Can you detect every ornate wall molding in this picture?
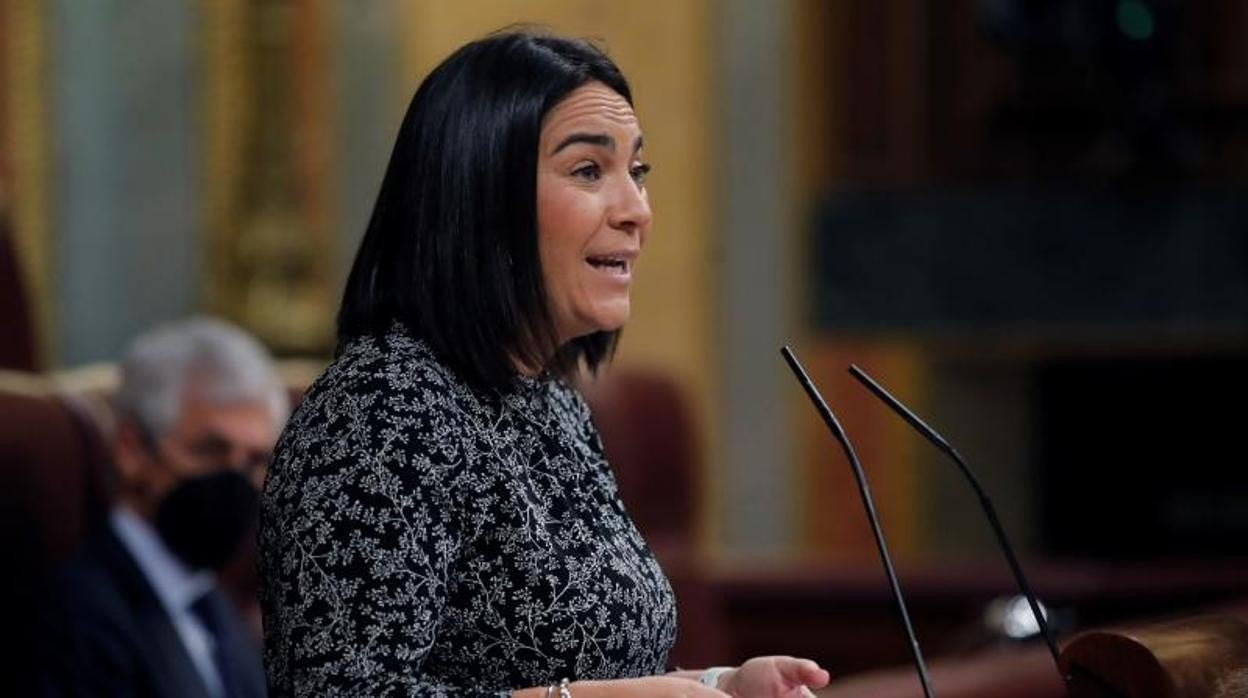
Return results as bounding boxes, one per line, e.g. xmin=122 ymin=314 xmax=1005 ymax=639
xmin=3 ymin=0 xmax=54 ymax=365
xmin=201 ymin=0 xmax=335 ymax=355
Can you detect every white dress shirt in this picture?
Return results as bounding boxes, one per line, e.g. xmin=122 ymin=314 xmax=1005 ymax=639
xmin=110 ymin=507 xmax=226 ymax=698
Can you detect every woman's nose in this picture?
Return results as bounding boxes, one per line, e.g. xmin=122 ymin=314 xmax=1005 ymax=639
xmin=608 ymin=175 xmax=652 ymax=234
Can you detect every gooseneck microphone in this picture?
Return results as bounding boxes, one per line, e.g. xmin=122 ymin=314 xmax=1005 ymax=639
xmin=781 ymin=346 xmax=936 ymax=698
xmin=847 ymin=364 xmax=1067 ymax=682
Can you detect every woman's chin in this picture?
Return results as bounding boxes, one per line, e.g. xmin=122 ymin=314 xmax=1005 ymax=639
xmin=564 ymin=311 xmax=629 ymax=341
xmin=591 ymin=307 xmax=630 ymax=334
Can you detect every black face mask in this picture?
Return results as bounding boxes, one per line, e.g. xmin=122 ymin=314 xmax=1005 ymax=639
xmin=154 ymin=469 xmax=259 ymax=572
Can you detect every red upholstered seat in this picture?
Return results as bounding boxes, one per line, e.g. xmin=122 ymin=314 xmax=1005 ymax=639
xmin=0 ymin=384 xmax=111 ymax=575
xmin=0 ymin=378 xmax=113 ymax=694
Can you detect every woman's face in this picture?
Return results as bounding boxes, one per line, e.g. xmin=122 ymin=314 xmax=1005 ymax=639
xmin=537 ymin=81 xmax=652 ymax=345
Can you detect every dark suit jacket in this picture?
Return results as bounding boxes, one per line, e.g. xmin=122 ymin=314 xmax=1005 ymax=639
xmin=36 ymin=525 xmax=266 ymax=698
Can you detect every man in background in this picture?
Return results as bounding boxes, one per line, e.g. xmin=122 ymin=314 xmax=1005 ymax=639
xmin=38 ymin=317 xmax=288 ymax=698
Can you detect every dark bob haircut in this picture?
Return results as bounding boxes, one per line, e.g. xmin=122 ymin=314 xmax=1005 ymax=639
xmin=337 ymin=30 xmax=634 ymax=389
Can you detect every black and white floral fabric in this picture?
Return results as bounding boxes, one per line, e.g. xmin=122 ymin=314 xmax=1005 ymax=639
xmin=259 ymin=324 xmax=676 ymax=697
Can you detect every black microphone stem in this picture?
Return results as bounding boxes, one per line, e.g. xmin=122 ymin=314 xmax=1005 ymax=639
xmin=781 ymin=347 xmax=936 ymax=698
xmin=848 ymin=364 xmax=1066 ymax=679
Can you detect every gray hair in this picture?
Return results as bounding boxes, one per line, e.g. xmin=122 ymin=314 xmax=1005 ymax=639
xmin=114 ymin=316 xmax=289 ymax=440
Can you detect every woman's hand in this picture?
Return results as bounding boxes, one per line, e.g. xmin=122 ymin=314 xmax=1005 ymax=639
xmin=718 ymin=656 xmax=830 ymax=697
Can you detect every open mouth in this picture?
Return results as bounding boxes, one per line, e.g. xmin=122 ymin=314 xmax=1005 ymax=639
xmin=586 ymin=255 xmax=631 ymax=276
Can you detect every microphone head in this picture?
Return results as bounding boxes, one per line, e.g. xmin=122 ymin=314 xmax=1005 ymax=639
xmin=848 ymin=364 xmax=955 ymax=455
xmin=781 ymin=346 xmax=852 ymax=445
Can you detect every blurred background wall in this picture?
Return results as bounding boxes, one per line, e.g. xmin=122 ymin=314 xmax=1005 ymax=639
xmin=3 ymin=0 xmax=1247 ymax=563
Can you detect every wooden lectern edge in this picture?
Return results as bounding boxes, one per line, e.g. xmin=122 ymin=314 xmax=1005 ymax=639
xmin=1060 ymin=629 xmax=1171 ymax=698
xmin=1059 ymin=614 xmax=1248 ymax=698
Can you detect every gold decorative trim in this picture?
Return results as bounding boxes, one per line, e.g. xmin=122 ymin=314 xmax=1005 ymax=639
xmin=200 ymin=0 xmax=248 ymax=319
xmin=200 ymin=0 xmax=335 ymax=355
xmin=4 ymin=0 xmax=55 ymax=366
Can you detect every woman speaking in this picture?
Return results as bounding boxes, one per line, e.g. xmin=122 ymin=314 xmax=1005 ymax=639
xmin=259 ymin=30 xmax=829 ymax=697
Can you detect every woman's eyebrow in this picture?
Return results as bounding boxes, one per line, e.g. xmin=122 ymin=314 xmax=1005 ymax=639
xmin=549 ymin=132 xmax=645 ymax=157
xmin=551 ymin=132 xmax=613 ymax=155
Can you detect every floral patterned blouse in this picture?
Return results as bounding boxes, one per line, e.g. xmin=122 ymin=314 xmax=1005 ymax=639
xmin=258 ymin=325 xmax=676 ymax=696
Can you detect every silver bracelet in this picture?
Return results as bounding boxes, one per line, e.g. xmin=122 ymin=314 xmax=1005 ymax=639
xmin=545 ymin=685 xmax=555 ymax=698
xmin=698 ymin=666 xmax=734 ymax=689
xmin=558 ymin=678 xmax=572 ymax=698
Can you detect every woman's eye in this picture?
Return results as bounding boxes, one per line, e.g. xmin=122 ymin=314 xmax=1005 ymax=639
xmin=630 ymin=163 xmax=652 ymax=185
xmin=571 ymin=163 xmax=601 ymax=181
